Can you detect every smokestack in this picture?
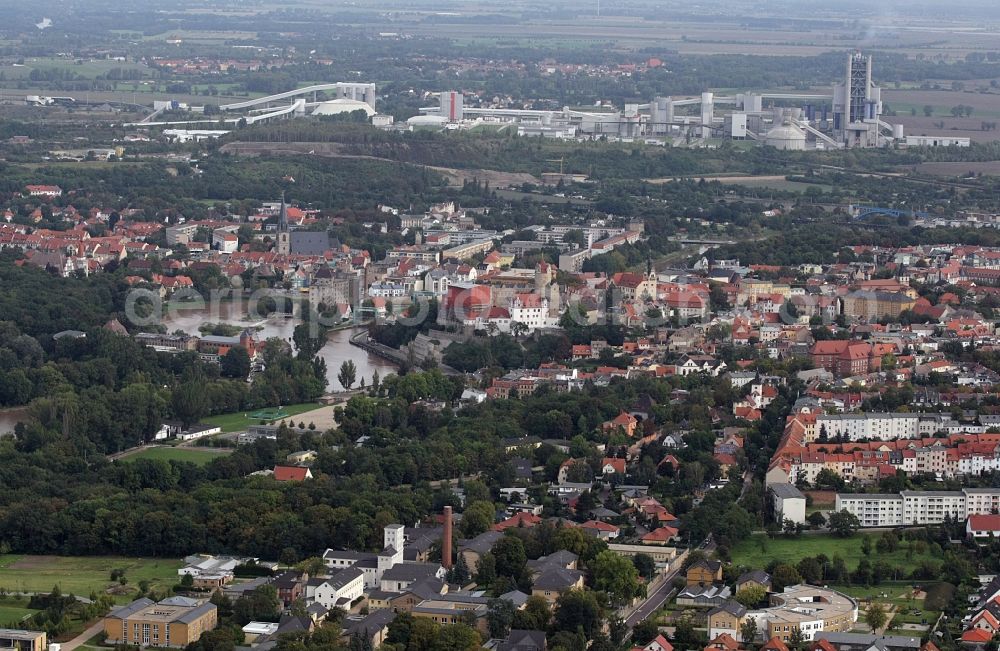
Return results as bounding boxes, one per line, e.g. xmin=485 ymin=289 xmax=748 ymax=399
xmin=442 ymin=506 xmax=453 ymax=570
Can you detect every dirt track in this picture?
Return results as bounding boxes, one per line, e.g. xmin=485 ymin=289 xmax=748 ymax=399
xmin=219 ymin=141 xmax=539 ymax=187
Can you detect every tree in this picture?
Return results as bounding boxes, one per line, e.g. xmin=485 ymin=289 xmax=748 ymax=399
xmin=338 ymin=360 xmax=357 ymax=390
xmin=474 ymin=553 xmax=497 ymax=587
xmin=864 ymin=602 xmax=887 ymax=633
xmin=591 ymin=550 xmax=640 ymax=606
xmin=673 ymin=613 xmax=699 ymax=648
xmin=814 ymin=468 xmax=846 ymax=491
xmin=806 ymin=512 xmax=826 ymax=528
xmin=796 ymin=557 xmax=823 ymax=585
xmin=740 ymin=618 xmax=758 ymax=645
xmin=923 ymin=105 xmax=933 ymax=117
xmin=632 ymin=553 xmax=656 ymax=580
xmin=492 ymin=536 xmax=527 ymax=579
xmin=447 ymin=554 xmax=470 ymax=585
xmin=434 ymin=624 xmax=480 ymax=651
xmin=221 ymin=346 xmax=252 ymax=378
xmin=486 ymin=598 xmax=515 ymax=639
xmin=771 ymin=564 xmax=802 ymax=592
xmin=632 ymin=620 xmax=659 ymax=645
xmin=553 ymin=589 xmax=602 ymax=637
xmin=172 ymin=380 xmax=208 ymax=428
xmin=461 ymin=501 xmax=495 ymax=538
xmin=788 ymin=627 xmax=805 ymax=651
xmin=734 ymin=585 xmax=766 ymax=608
xmin=828 ymin=509 xmax=861 ymax=538
xmin=513 ymin=596 xmax=551 ymax=631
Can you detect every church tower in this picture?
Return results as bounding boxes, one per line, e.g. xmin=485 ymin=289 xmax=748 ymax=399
xmin=276 ymin=192 xmax=290 ymax=256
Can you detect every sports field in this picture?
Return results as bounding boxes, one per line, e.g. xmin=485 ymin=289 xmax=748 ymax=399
xmin=123 ymin=446 xmax=232 ymax=466
xmin=203 ymin=402 xmax=322 ymax=432
xmin=0 ymin=555 xmax=182 ymax=602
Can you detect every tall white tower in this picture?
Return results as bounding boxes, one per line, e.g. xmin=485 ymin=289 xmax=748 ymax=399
xmin=832 ymin=52 xmax=882 ymax=148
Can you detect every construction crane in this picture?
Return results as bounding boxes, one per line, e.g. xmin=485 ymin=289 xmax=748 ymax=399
xmin=546 ymin=157 xmax=566 ymax=175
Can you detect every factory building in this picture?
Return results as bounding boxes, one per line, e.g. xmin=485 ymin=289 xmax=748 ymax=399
xmin=413 ymin=52 xmax=929 ymax=150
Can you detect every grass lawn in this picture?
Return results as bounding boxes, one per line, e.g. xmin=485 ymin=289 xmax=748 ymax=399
xmin=0 ymin=555 xmax=182 ymax=603
xmin=123 ymin=446 xmax=231 ymax=466
xmin=731 ymin=534 xmax=938 ymax=573
xmin=830 ymin=582 xmax=940 ymax=630
xmin=203 ymin=402 xmax=322 ymax=433
xmin=0 ymin=596 xmax=38 ymax=626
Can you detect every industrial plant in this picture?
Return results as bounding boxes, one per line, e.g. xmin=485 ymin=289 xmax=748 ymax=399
xmin=116 ymin=52 xmax=969 ymax=149
xmin=414 ymin=52 xmax=957 ymax=149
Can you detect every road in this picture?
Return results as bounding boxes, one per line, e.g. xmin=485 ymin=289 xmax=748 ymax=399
xmin=624 ymin=537 xmax=713 ymax=631
xmin=57 ymin=619 xmax=104 ymax=651
xmin=625 ymin=564 xmax=682 ymax=630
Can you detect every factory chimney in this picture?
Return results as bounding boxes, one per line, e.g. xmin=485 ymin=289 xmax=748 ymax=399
xmin=442 ymin=506 xmax=453 ymax=570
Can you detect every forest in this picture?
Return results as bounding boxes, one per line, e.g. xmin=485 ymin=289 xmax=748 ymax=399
xmin=0 ymin=258 xmax=326 ymax=454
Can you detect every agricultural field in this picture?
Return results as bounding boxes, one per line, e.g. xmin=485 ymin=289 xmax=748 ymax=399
xmin=122 ymin=446 xmax=232 ymax=466
xmin=731 ymin=533 xmax=940 ymax=573
xmin=884 ymin=88 xmax=1000 ymax=119
xmin=202 ymin=402 xmax=323 ymax=433
xmin=0 ymin=57 xmax=148 ymax=80
xmin=907 ymin=161 xmax=1000 ymax=177
xmin=0 ymin=555 xmax=182 ymax=602
xmin=646 ymin=175 xmax=830 ymax=194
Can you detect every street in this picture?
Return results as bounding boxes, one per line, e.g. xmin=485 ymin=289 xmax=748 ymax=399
xmin=625 ymin=564 xmax=682 ymax=630
xmin=625 ymin=536 xmax=714 ymax=631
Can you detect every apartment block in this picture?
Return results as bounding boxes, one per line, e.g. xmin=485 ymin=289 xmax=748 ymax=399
xmin=834 ymin=488 xmax=1000 ymax=527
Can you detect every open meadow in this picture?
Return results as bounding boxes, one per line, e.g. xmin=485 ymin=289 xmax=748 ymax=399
xmin=731 ymin=533 xmax=940 ymax=573
xmin=0 ymin=555 xmax=182 ymax=603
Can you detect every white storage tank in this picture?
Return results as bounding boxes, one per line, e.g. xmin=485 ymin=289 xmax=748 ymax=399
xmin=765 ymin=121 xmax=806 ymax=150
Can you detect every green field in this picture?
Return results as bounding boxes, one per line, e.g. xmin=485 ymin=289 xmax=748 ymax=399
xmin=731 ymin=534 xmax=939 ymax=572
xmin=203 ymin=402 xmax=322 ymax=433
xmin=0 ymin=596 xmax=38 ymax=626
xmin=123 ymin=446 xmax=232 ymax=466
xmin=0 ymin=555 xmax=182 ymax=602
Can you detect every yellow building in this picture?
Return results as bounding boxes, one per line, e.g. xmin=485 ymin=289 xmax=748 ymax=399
xmin=104 ymin=597 xmax=218 ymax=648
xmin=0 ymin=629 xmax=46 ymax=651
xmin=841 ymin=290 xmax=916 ymax=320
xmin=411 ymin=600 xmax=489 ymax=637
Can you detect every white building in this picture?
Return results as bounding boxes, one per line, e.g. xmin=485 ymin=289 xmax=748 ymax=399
xmin=835 ymin=488 xmax=1000 ymax=527
xmin=769 ymin=483 xmax=807 ymax=525
xmin=816 ymin=413 xmax=955 ymax=442
xmin=508 ymin=293 xmax=549 ymax=332
xmin=309 ymin=568 xmax=365 ymax=609
xmin=905 ymin=135 xmax=970 ymax=148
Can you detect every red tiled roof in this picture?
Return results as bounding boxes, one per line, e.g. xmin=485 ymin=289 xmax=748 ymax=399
xmin=273 ymin=465 xmax=311 ymax=481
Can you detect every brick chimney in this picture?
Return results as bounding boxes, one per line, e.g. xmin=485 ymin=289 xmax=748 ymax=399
xmin=442 ymin=506 xmax=453 ymax=570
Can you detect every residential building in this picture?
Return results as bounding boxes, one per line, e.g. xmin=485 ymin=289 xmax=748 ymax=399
xmin=834 ymin=488 xmax=1000 ymax=527
xmin=686 ymin=559 xmax=724 ymax=587
xmin=769 ymin=483 xmax=807 ymax=525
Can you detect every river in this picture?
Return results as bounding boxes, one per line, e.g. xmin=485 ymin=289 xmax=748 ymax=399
xmin=159 ymin=301 xmax=397 ymax=391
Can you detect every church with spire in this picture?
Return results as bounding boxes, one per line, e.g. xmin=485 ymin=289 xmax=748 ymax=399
xmin=275 ymin=192 xmax=290 ymax=256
